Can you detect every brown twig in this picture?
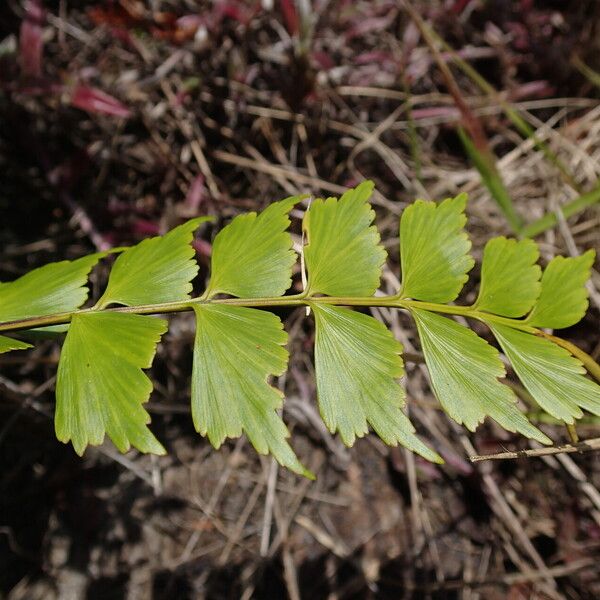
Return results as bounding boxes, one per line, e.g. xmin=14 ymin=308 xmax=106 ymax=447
xmin=470 ymin=438 xmax=600 ymax=462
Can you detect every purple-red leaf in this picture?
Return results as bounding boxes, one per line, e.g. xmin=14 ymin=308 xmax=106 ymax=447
xmin=19 ymin=0 xmax=45 ymax=78
xmin=70 ymin=86 xmax=131 ymax=118
xmin=217 ymin=1 xmax=255 ymax=25
xmin=280 ymin=0 xmax=299 ymax=35
xmin=311 ymin=51 xmax=335 ymax=71
xmin=344 ymin=7 xmax=398 ymax=41
xmin=184 ymin=175 xmax=207 ymax=214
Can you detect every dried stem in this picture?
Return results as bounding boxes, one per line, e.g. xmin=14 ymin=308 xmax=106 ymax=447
xmin=470 ymin=438 xmax=600 ymax=462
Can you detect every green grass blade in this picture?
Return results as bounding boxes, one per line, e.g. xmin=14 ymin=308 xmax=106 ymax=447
xmin=572 ymin=55 xmax=600 ymax=89
xmin=430 ymin=27 xmax=579 ymax=192
xmin=458 ymin=127 xmax=523 ymax=233
xmin=521 ymin=185 xmax=600 ymax=238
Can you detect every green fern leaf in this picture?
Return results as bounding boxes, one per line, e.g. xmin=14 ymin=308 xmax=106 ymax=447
xmin=97 ymin=218 xmax=210 ymax=308
xmin=474 ymin=237 xmax=541 ymax=317
xmin=412 ymin=309 xmax=550 ymax=444
xmin=192 ymin=304 xmax=312 ymax=477
xmin=490 ymin=325 xmax=600 ymax=422
xmin=303 ymin=181 xmax=386 ymax=296
xmin=56 ymin=312 xmax=167 ymax=455
xmin=400 ymin=195 xmax=474 ymax=302
xmin=206 ymin=196 xmax=301 ymax=298
xmin=0 ymin=335 xmax=31 ymax=354
xmin=0 ymin=254 xmax=105 ymax=321
xmin=312 ymin=304 xmax=442 ymax=462
xmin=527 ymin=250 xmax=595 ymax=329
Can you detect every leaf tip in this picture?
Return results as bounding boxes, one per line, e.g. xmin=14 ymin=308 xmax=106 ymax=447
xmin=147 ymin=438 xmax=167 ymax=456
xmin=452 ymin=191 xmax=469 ymax=210
xmin=582 ymin=248 xmax=596 ymax=266
xmin=355 ymin=179 xmax=375 ymax=194
xmin=428 ymin=451 xmax=445 ymax=465
xmin=302 ymin=467 xmax=317 ymax=480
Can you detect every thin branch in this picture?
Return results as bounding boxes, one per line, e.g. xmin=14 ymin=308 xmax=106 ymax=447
xmin=470 ymin=438 xmax=600 ymax=462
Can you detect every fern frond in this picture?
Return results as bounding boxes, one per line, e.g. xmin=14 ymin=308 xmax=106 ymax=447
xmin=473 ymin=237 xmax=541 ymax=317
xmin=97 ymin=218 xmax=210 ymax=308
xmin=490 ymin=325 xmax=600 ymax=423
xmin=412 ymin=308 xmax=550 ymax=444
xmin=527 ymin=251 xmax=595 ymax=329
xmin=1 ymin=181 xmax=598 ymax=476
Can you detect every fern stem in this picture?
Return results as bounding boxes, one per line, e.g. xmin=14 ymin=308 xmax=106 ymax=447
xmin=566 ymin=423 xmax=579 ymax=444
xmin=0 ymin=294 xmax=536 ymax=334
